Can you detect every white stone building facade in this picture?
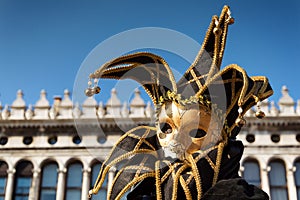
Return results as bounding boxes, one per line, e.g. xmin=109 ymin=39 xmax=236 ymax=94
xmin=0 ymin=86 xmax=299 ymax=200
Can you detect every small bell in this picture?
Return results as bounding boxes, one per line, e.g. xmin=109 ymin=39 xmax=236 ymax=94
xmin=85 ymin=88 xmax=94 ymax=97
xmin=226 ymin=9 xmax=234 ymax=25
xmin=255 ymin=110 xmax=265 ymax=119
xmin=93 ymin=86 xmax=101 ymax=94
xmin=227 ymin=17 xmax=235 ymax=25
xmin=235 ymin=116 xmax=246 ymax=127
xmin=255 ymin=101 xmax=265 ymax=119
xmin=235 ymin=106 xmax=246 ymax=127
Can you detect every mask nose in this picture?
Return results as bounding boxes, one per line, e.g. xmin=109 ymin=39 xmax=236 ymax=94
xmin=171 ymin=130 xmax=186 ymax=151
xmin=161 ymin=130 xmax=183 ymax=157
xmin=173 ymin=129 xmax=186 ymax=145
xmin=171 ymin=131 xmax=182 ymax=146
xmin=173 ymin=130 xmax=180 ymax=141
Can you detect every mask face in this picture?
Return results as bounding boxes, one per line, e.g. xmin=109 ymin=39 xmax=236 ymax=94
xmin=157 ymin=101 xmax=221 ymax=160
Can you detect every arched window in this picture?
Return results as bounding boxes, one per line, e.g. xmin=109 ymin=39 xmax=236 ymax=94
xmin=90 ymin=162 xmax=107 ymax=200
xmin=40 ymin=162 xmax=58 ymax=200
xmin=242 ymin=159 xmax=261 ymax=188
xmin=14 ymin=160 xmax=33 ymax=199
xmin=65 ymin=162 xmax=82 ymax=200
xmin=294 ymin=159 xmax=300 ymax=200
xmin=0 ymin=161 xmax=8 ymax=200
xmin=268 ymin=160 xmax=288 ymax=200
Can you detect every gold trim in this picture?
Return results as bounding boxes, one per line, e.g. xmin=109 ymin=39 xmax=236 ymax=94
xmin=213 ymin=142 xmax=224 ymax=185
xmin=188 ymin=154 xmax=202 ymax=200
xmin=114 ymin=172 xmax=156 ymax=200
xmin=190 ymin=69 xmax=203 ymax=89
xmin=155 ymin=161 xmax=162 ymax=200
xmin=180 ymin=176 xmax=193 ymax=200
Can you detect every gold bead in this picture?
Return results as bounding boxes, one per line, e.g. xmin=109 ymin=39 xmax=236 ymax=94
xmin=213 ymin=27 xmax=222 ymax=36
xmin=85 ymin=88 xmax=94 ymax=97
xmin=235 ymin=117 xmax=246 ymax=127
xmin=93 ymin=86 xmax=101 ymax=94
xmin=227 ymin=17 xmax=235 ymax=25
xmin=255 ymin=110 xmax=265 ymax=119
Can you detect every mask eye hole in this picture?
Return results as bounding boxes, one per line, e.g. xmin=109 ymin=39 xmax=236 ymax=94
xmin=159 ymin=123 xmax=173 ymax=134
xmin=189 ymin=129 xmax=207 ymax=138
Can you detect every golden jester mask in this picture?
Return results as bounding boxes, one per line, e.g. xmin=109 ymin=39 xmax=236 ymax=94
xmin=156 ymin=96 xmax=223 ymax=161
xmin=86 ymin=5 xmax=273 ymax=200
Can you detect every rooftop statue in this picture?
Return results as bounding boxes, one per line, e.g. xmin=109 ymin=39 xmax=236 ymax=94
xmin=87 ymin=5 xmax=273 ymax=200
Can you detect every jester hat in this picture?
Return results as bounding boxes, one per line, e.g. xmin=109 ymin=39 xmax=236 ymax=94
xmin=86 ymin=5 xmax=273 ymax=135
xmin=87 ymin=5 xmax=273 ymax=199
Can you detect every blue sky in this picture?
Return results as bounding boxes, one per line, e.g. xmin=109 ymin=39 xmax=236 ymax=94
xmin=0 ymin=0 xmax=299 ymax=107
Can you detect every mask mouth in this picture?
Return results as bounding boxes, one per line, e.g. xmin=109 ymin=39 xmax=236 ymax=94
xmin=162 ymin=140 xmax=186 ymax=160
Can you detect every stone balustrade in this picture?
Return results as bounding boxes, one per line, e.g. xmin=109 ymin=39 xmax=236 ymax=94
xmin=0 ymin=85 xmax=299 ymax=120
xmin=0 ymin=87 xmax=154 ymax=120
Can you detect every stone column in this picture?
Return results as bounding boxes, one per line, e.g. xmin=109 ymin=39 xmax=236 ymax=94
xmin=56 ymin=168 xmax=67 ymax=200
xmin=260 ymin=164 xmax=270 ymax=196
xmin=81 ymin=168 xmax=91 ymax=200
xmin=287 ymin=166 xmax=297 ymax=200
xmin=4 ymin=169 xmax=15 ymax=200
xmin=29 ymin=169 xmax=41 ymax=200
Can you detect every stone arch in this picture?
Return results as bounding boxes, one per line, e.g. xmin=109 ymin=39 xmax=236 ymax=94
xmin=0 ymin=160 xmax=8 ymax=198
xmin=39 ymin=157 xmax=59 ymax=169
xmin=0 ymin=159 xmax=10 ymax=173
xmin=267 ymin=156 xmax=287 ymax=167
xmin=64 ymin=159 xmax=84 ymax=199
xmin=14 ymin=157 xmax=37 ymax=171
xmin=268 ymin=158 xmax=289 ymax=200
xmin=293 ymin=157 xmax=300 ymax=193
xmin=14 ymin=159 xmax=34 ymax=169
xmin=241 ymin=157 xmax=261 ymax=187
xmin=0 ymin=160 xmax=8 ymax=172
xmin=241 ymin=156 xmax=260 ymax=165
xmin=293 ymin=156 xmax=300 ymax=164
xmin=88 ymin=157 xmax=105 ymax=168
xmin=39 ymin=160 xmax=59 ymax=199
xmin=13 ymin=159 xmax=34 ymax=199
xmin=65 ymin=157 xmax=85 ymax=169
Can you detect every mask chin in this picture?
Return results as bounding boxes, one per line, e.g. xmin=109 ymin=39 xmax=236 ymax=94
xmin=161 ymin=140 xmax=186 ymax=160
xmin=162 ymin=147 xmax=178 ymax=159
